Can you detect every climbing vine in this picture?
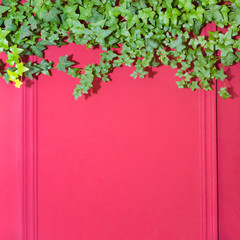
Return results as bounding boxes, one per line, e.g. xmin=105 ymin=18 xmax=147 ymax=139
xmin=0 ymin=0 xmax=240 ymax=99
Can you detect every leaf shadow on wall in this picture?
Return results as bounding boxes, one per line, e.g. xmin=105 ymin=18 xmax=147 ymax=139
xmin=83 ymin=62 xmax=160 ymax=100
xmin=225 ymin=68 xmax=238 ymax=98
xmin=23 ymin=54 xmax=80 ymax=88
xmin=84 ymin=77 xmax=102 ymax=100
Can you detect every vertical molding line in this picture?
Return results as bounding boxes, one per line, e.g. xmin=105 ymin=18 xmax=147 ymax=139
xmin=199 ymin=23 xmax=218 ymax=240
xmin=22 ymin=55 xmax=38 ymax=240
xmin=199 ymin=88 xmax=218 ymax=240
xmin=16 ymin=72 xmax=24 ymax=240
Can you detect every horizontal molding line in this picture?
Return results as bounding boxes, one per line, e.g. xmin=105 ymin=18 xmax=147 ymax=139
xmin=23 ymin=55 xmax=38 ymax=240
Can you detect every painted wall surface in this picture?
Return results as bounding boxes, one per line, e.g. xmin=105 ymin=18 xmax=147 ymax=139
xmin=0 ymin=81 xmax=22 ymax=240
xmin=36 ymin=44 xmax=202 ymax=240
xmin=3 ymin=41 xmax=240 ymax=240
xmin=218 ymin=64 xmax=240 ymax=240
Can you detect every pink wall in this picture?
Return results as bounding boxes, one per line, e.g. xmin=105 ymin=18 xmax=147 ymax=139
xmin=0 ymin=37 xmax=239 ymax=240
xmin=35 ymin=44 xmax=210 ymax=240
xmin=0 ymin=81 xmax=22 ymax=240
xmin=217 ymin=63 xmax=240 ymax=240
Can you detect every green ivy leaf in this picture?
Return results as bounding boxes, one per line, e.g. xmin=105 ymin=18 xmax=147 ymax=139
xmin=222 ymin=52 xmax=238 ymax=66
xmin=15 ymin=62 xmax=29 ymax=76
xmin=57 ymin=55 xmax=75 ymax=73
xmin=36 ymin=60 xmax=53 ymax=76
xmin=42 ymin=7 xmax=61 ymax=23
xmin=24 ymin=62 xmax=41 ymax=80
xmin=170 ymin=35 xmax=186 ymax=52
xmin=214 ymin=68 xmax=227 ymax=81
xmin=72 ymin=81 xmax=82 ymax=97
xmin=178 ymin=0 xmax=195 ymax=12
xmin=176 ymin=80 xmax=186 ymax=88
xmin=0 ymin=28 xmax=10 ymax=51
xmin=190 ymin=81 xmax=201 ymax=91
xmin=0 ymin=5 xmax=10 ymax=15
xmin=218 ymin=87 xmax=231 ymax=99
xmin=68 ymin=67 xmax=81 ymax=78
xmin=30 ymin=43 xmax=46 ymax=58
xmin=19 ymin=25 xmax=34 ymax=40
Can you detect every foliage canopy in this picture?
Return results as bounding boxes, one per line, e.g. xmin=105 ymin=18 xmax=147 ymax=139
xmin=0 ymin=0 xmax=240 ymax=99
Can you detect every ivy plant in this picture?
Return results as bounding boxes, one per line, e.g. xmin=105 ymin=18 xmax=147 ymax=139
xmin=0 ymin=0 xmax=240 ymax=100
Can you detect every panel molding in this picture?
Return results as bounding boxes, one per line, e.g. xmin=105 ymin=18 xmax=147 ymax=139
xmin=17 ymin=59 xmax=218 ymax=240
xmin=199 ymin=87 xmax=218 ymax=240
xmin=15 ymin=76 xmax=24 ymax=240
xmin=19 ymin=55 xmax=38 ymax=240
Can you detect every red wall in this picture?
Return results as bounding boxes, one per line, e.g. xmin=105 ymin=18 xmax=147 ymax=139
xmin=0 ymin=81 xmax=22 ymax=240
xmin=218 ymin=63 xmax=240 ymax=240
xmin=36 ymin=44 xmax=202 ymax=240
xmin=0 ymin=42 xmax=239 ymax=240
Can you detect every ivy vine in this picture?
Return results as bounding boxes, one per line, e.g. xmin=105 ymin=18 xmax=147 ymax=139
xmin=0 ymin=0 xmax=240 ymax=99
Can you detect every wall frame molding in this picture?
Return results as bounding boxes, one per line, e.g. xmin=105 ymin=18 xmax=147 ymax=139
xmin=18 ymin=55 xmax=38 ymax=240
xmin=199 ymin=87 xmax=218 ymax=240
xmin=198 ymin=23 xmax=218 ymax=240
xmin=19 ymin=74 xmax=219 ymax=240
xmin=17 ymin=54 xmax=218 ymax=240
